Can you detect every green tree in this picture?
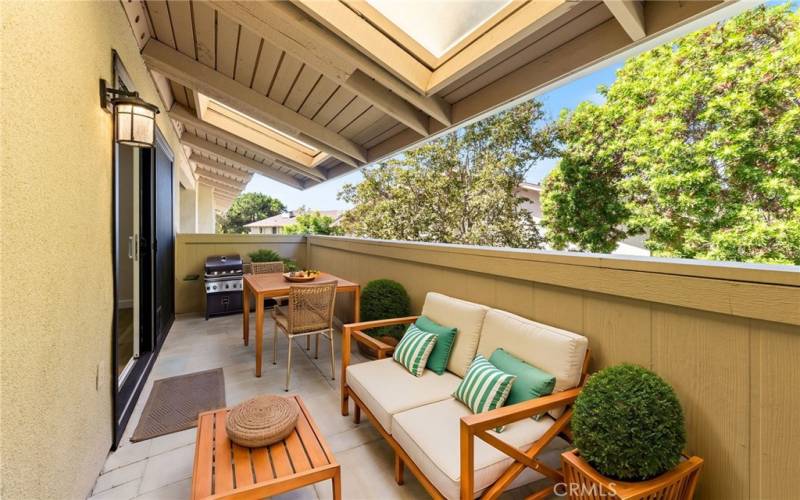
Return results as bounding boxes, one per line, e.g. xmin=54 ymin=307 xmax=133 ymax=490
xmin=338 ymin=101 xmax=557 ymax=248
xmin=542 ymin=4 xmax=800 ymax=264
xmin=283 ymin=211 xmax=343 ymax=235
xmin=216 ymin=193 xmax=286 ymax=234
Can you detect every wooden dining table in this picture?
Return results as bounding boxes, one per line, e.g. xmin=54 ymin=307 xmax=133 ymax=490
xmin=243 ymin=272 xmax=360 ymax=377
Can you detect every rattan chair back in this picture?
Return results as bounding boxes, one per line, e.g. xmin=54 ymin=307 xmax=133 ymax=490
xmin=287 ymin=282 xmax=337 ymax=334
xmin=251 ymin=261 xmax=284 ymax=274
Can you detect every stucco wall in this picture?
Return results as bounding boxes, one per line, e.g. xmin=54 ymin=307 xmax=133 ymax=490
xmin=1 ymin=2 xmax=190 ymax=498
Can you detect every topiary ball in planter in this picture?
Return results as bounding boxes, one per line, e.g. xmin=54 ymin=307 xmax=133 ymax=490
xmin=360 ymin=279 xmax=411 ymax=340
xmin=572 ymin=364 xmax=686 ymax=481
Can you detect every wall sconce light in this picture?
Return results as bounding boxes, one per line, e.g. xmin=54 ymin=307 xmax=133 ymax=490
xmin=100 ymin=79 xmax=160 ymax=147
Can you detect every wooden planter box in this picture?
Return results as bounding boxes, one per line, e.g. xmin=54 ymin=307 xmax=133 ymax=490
xmin=560 ymin=449 xmax=703 ymax=500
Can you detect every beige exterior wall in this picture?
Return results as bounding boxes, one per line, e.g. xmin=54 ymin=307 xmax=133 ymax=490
xmin=1 ymin=2 xmax=191 ymax=498
xmin=306 ymin=236 xmax=799 ymax=500
xmin=175 ymin=234 xmax=307 ymax=314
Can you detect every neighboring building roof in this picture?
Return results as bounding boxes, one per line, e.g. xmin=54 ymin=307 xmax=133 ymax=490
xmin=245 ymin=209 xmax=344 ymax=228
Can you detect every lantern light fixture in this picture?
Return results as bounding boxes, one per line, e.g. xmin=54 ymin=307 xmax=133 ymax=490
xmin=100 ymin=79 xmax=160 ymax=147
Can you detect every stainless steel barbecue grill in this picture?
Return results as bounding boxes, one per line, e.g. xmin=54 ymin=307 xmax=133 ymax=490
xmin=204 ymin=255 xmax=243 ymax=319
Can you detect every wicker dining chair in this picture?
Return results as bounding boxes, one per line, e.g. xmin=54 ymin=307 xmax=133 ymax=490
xmin=271 ymin=282 xmax=337 ymax=391
xmin=250 ymin=261 xmax=284 ymax=274
xmin=249 ymin=261 xmax=289 ymax=308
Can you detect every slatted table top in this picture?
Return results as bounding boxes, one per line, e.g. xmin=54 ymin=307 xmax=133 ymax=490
xmin=192 ymin=395 xmax=340 ymax=500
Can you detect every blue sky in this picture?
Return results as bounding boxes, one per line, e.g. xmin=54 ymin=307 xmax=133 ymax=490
xmin=244 ymin=62 xmax=621 ymax=210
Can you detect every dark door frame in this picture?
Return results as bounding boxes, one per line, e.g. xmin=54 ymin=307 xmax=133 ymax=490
xmin=110 ymin=52 xmax=175 ymax=448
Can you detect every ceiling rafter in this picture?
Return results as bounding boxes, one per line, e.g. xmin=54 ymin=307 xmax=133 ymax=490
xmin=180 ymin=132 xmax=308 ymax=190
xmin=207 ymin=0 xmax=452 ymax=127
xmin=141 ymin=39 xmax=367 ymax=167
xmin=170 ymin=103 xmax=326 ymax=181
xmin=603 ymin=0 xmax=646 ymax=41
xmin=190 ymin=153 xmax=250 ymax=183
xmin=197 ymin=176 xmax=245 ymax=195
xmin=194 ymin=164 xmax=252 ymax=189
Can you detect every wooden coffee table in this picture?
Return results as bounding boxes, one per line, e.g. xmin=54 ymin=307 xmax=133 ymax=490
xmin=191 ymin=395 xmax=340 ymax=500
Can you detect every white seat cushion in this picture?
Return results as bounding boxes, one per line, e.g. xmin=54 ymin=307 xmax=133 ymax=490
xmin=347 ymin=358 xmax=461 ymax=433
xmin=477 ymin=309 xmax=588 ymax=418
xmin=421 ymin=293 xmax=489 ymax=377
xmin=392 ymin=398 xmax=568 ymax=500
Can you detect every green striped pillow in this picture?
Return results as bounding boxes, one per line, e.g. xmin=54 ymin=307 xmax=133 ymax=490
xmin=454 ymin=355 xmax=517 ymax=424
xmin=393 ymin=324 xmax=438 ymax=377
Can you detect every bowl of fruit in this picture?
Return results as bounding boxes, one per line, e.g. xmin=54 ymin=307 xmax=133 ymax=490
xmin=282 ymin=269 xmax=321 ymax=283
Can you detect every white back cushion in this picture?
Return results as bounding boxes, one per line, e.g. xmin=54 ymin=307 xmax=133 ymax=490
xmin=477 ymin=309 xmax=588 ymax=417
xmin=421 ymin=292 xmax=489 ymax=377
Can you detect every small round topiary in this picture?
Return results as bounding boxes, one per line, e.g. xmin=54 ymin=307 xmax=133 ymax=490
xmin=572 ymin=364 xmax=686 ymax=481
xmin=360 ymin=279 xmax=411 ymax=338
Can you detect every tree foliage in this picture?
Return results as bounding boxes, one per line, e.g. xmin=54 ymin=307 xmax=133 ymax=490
xmin=339 ymin=101 xmax=557 ymax=248
xmin=542 ymin=4 xmax=800 ymax=264
xmin=216 ymin=193 xmax=286 ymax=234
xmin=282 ymin=211 xmax=343 ymax=235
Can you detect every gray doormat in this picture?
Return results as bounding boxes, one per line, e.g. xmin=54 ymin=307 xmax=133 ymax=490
xmin=131 ymin=368 xmax=226 ymax=442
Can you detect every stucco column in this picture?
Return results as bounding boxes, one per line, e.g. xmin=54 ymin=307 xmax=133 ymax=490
xmin=179 ymin=184 xmax=198 ymax=233
xmin=197 ymin=182 xmax=216 ymax=233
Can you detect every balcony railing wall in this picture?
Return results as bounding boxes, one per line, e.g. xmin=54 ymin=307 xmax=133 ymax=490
xmin=174 ymin=234 xmax=799 ymax=499
xmin=175 ymin=234 xmax=307 ymax=314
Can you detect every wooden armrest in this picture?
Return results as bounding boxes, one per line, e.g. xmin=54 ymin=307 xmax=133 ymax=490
xmin=351 ymin=329 xmax=395 ymax=354
xmin=461 ymin=387 xmax=582 ymax=432
xmin=343 ymin=316 xmax=419 ymax=332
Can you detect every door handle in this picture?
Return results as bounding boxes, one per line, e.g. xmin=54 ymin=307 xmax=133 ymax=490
xmin=127 ymin=236 xmax=134 ymax=259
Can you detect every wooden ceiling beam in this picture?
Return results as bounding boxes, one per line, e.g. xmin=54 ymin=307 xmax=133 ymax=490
xmin=207 ymin=0 xmax=452 ymax=127
xmin=603 ymin=0 xmax=646 ymax=41
xmin=345 ymin=70 xmax=428 ymax=136
xmin=197 ymin=177 xmax=244 ymax=197
xmin=190 ymin=153 xmax=250 ymax=183
xmin=181 ymin=132 xmax=308 ymax=190
xmin=194 ymin=165 xmax=251 ymax=189
xmin=170 ymin=103 xmax=326 ymax=181
xmin=142 ymin=39 xmax=366 ymax=166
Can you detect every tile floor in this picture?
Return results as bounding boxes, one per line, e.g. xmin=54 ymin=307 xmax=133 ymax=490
xmin=91 ymin=313 xmax=551 ymax=500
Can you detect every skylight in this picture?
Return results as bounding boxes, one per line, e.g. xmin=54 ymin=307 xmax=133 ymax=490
xmin=365 ymin=0 xmax=513 ymax=58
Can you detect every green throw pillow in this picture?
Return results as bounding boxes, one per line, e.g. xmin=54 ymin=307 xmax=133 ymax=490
xmin=454 ymin=354 xmax=516 ymax=431
xmin=489 ymin=348 xmax=555 ymax=419
xmin=415 ymin=316 xmax=458 ymax=375
xmin=393 ymin=324 xmax=438 ymax=377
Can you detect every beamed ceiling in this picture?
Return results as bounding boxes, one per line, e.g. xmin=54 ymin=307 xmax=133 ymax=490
xmin=121 ymin=0 xmax=733 ymax=211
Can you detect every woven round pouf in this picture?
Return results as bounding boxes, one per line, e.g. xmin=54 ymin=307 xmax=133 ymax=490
xmin=226 ymin=395 xmax=299 ymax=447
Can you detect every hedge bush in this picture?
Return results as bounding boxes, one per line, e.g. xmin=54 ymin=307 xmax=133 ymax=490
xmin=572 ymin=364 xmax=686 ymax=481
xmin=360 ymin=279 xmax=411 ymax=338
xmin=248 ymin=249 xmax=298 ymax=271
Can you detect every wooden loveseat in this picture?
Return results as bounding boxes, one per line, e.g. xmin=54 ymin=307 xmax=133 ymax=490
xmin=340 ymin=292 xmax=590 ymax=499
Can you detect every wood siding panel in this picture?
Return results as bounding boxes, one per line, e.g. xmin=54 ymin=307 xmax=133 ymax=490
xmin=749 ymin=320 xmax=800 ymax=500
xmin=583 ymin=293 xmax=651 ymax=371
xmin=298 ymin=77 xmax=339 ymax=119
xmin=146 ymin=1 xmax=175 ymax=48
xmin=192 ymin=1 xmax=216 ymax=68
xmin=312 ymin=86 xmax=356 ymax=126
xmin=251 ymin=43 xmax=283 ymax=96
xmin=652 ymin=307 xmax=750 ymax=499
xmin=268 ymin=53 xmax=303 ymax=104
xmin=284 ymin=65 xmax=322 ymax=112
xmin=215 ymin=13 xmax=239 ymax=78
xmin=532 ymin=283 xmax=584 ymax=333
xmin=233 ymin=27 xmax=262 ymax=87
xmin=167 ymin=0 xmax=195 ymax=58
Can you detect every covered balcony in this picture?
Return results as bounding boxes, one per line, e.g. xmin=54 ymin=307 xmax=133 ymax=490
xmin=1 ymin=1 xmax=798 ymax=500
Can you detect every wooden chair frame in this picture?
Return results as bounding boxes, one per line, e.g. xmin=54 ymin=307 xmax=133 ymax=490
xmin=340 ymin=317 xmax=591 ymax=500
